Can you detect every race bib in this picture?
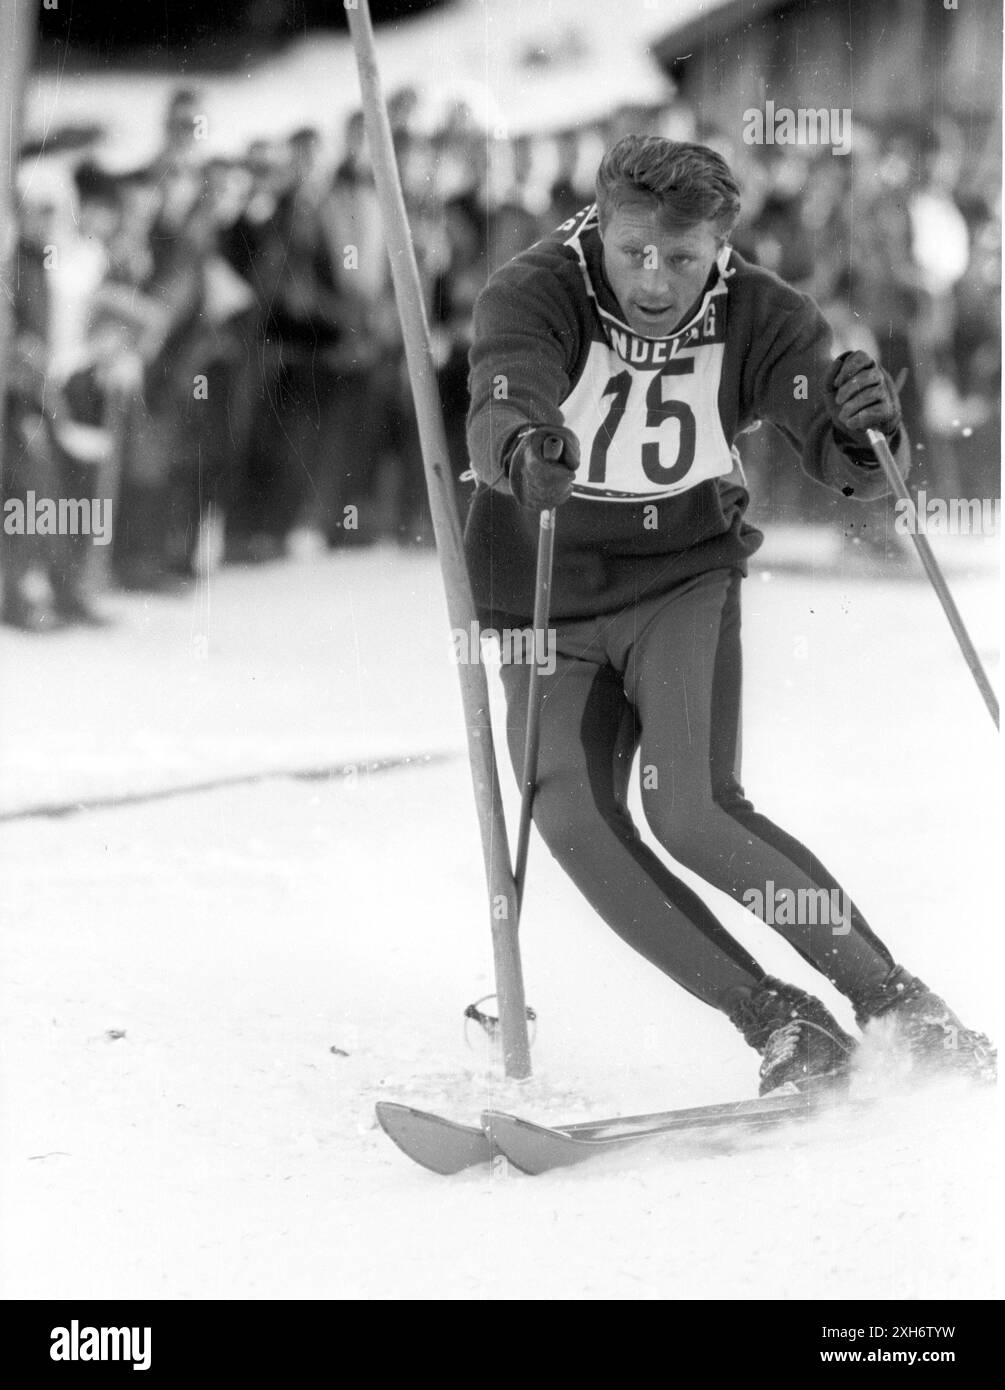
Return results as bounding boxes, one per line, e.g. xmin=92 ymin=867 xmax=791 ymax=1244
xmin=561 ymin=299 xmax=735 ymax=502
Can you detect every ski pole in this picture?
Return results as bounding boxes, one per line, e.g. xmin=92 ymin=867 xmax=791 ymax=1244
xmin=866 ymin=428 xmax=999 ymax=730
xmin=514 ymin=503 xmax=557 ymax=913
xmin=347 ymin=0 xmax=532 ymax=1077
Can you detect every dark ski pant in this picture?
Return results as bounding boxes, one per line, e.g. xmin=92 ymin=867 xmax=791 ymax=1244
xmin=499 ymin=568 xmax=894 ymax=1015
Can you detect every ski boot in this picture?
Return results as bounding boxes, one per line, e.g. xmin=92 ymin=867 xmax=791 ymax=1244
xmin=725 ymin=976 xmax=857 ymax=1096
xmin=853 ymin=965 xmax=996 ymax=1083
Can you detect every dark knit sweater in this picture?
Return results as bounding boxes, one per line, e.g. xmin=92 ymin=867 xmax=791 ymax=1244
xmin=464 ymin=204 xmax=907 ymax=626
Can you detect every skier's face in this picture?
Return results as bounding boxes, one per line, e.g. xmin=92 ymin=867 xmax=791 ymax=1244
xmin=601 ymin=207 xmax=721 ymax=338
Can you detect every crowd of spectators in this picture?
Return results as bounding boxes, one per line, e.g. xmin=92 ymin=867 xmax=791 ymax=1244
xmin=2 ymin=84 xmax=999 ymax=630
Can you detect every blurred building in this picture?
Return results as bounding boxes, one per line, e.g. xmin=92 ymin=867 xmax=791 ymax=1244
xmin=655 ymin=0 xmax=1001 ymax=135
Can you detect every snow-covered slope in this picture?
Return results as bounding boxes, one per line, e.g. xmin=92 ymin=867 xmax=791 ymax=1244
xmin=1 ymin=542 xmax=1000 ymax=1299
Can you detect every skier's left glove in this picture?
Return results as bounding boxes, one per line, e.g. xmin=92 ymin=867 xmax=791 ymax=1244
xmin=824 ymin=351 xmax=902 ymax=452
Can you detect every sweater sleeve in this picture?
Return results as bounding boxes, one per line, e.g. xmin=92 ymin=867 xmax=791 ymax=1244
xmin=746 ymin=286 xmax=911 ymax=501
xmin=466 ymin=250 xmax=582 ymax=493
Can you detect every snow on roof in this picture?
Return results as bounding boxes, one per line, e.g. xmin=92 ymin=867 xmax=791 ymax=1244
xmin=24 ymin=0 xmax=735 ymax=166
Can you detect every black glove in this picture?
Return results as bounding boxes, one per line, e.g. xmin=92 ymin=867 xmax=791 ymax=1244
xmin=505 ymin=425 xmax=580 ymax=511
xmin=824 ymin=351 xmax=902 ymax=447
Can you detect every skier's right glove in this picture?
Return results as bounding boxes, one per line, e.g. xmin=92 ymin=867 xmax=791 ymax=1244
xmin=504 ymin=424 xmax=580 ymax=511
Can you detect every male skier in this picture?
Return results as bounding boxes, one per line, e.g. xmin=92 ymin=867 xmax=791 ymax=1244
xmin=464 ymin=136 xmax=994 ymax=1094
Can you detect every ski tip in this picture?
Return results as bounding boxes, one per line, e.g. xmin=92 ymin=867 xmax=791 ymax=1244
xmin=480 ymin=1108 xmax=549 ymax=1135
xmin=480 ymin=1109 xmax=572 ymax=1175
xmin=375 ymin=1101 xmax=492 ymax=1176
xmin=374 ymin=1100 xmax=413 ymax=1131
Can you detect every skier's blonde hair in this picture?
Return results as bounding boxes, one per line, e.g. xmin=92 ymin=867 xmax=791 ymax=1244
xmin=596 ymin=136 xmax=741 ymax=242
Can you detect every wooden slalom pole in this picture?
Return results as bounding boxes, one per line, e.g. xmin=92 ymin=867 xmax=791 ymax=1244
xmin=0 ymin=0 xmax=39 ymax=487
xmin=345 ymin=0 xmax=532 ymax=1077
